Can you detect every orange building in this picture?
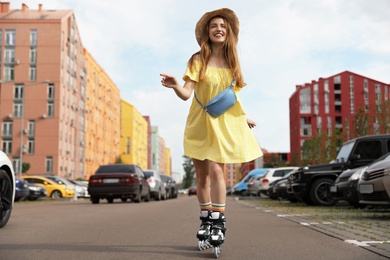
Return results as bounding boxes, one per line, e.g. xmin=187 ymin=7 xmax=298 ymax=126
xmin=0 ymin=3 xmax=86 ymax=178
xmin=84 ymin=49 xmax=121 ymax=178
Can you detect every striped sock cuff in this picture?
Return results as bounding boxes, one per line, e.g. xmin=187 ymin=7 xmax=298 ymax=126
xmin=199 ymin=202 xmax=212 ymax=211
xmin=212 ymin=203 xmax=225 ymax=212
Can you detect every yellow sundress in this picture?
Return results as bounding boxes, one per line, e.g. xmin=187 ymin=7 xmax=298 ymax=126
xmin=182 ymin=60 xmax=263 ymax=163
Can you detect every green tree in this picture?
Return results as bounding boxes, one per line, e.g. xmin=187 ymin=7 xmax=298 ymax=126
xmin=354 ymin=107 xmax=369 ymax=137
xmin=22 ymin=162 xmax=30 ymax=174
xmin=182 ymin=156 xmax=195 ymax=189
xmin=115 ymin=156 xmax=123 ymax=164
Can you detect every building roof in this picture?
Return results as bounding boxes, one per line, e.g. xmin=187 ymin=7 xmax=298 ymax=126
xmin=0 ymin=3 xmax=72 ymax=20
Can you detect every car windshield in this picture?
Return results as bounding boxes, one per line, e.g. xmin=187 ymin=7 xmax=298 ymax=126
xmin=144 ymin=171 xmax=154 ymax=178
xmin=335 ymin=141 xmax=355 ymax=162
xmin=46 ymin=176 xmax=73 ymax=186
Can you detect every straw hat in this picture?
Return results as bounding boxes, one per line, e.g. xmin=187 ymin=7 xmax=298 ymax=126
xmin=195 ymin=8 xmax=239 ymax=46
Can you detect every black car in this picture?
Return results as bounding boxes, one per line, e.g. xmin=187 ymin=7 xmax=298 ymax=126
xmin=27 ymin=183 xmax=47 ymax=201
xmin=268 ymin=171 xmax=298 ymax=202
xmin=288 ymin=134 xmax=390 ymax=206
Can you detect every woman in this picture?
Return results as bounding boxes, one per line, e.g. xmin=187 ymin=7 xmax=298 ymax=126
xmin=160 ymin=8 xmax=262 ymax=250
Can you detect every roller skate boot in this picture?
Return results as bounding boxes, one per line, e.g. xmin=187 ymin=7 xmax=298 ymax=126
xmin=209 ymin=211 xmax=226 ymax=258
xmin=196 ymin=210 xmax=212 ymax=250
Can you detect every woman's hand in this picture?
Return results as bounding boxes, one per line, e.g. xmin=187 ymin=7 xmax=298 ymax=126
xmin=160 ymin=73 xmax=179 ymax=89
xmin=247 ymin=118 xmax=256 ymax=129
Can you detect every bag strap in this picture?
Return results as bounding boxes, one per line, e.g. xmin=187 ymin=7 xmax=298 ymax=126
xmin=194 ymin=78 xmax=235 ymax=110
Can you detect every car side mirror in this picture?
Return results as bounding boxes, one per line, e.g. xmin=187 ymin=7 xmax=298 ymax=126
xmin=350 ymin=154 xmax=361 ymax=161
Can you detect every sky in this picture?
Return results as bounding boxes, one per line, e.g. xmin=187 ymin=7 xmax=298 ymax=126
xmin=11 ymin=0 xmax=390 ymax=175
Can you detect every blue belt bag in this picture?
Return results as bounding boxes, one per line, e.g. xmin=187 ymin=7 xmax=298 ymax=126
xmin=194 ymin=79 xmax=237 ymax=118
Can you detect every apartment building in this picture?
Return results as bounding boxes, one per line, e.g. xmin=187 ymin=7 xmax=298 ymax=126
xmin=0 ymin=3 xmax=86 ymax=178
xmin=120 ymin=99 xmax=147 ymax=170
xmin=289 ymin=71 xmax=390 ymax=159
xmin=84 ymin=49 xmax=121 ymax=178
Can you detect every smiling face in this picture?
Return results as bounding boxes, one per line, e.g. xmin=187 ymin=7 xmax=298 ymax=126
xmin=208 ymin=17 xmax=227 ymax=44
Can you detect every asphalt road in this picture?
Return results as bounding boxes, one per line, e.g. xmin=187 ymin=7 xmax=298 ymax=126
xmin=0 ymin=196 xmax=387 ymax=260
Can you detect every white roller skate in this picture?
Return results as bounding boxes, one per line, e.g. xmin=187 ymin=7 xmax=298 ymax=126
xmin=196 ymin=210 xmax=212 ymax=250
xmin=208 ymin=212 xmax=226 ymax=258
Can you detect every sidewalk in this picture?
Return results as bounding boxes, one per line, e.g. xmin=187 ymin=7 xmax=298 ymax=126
xmin=238 ymin=197 xmax=390 ymax=259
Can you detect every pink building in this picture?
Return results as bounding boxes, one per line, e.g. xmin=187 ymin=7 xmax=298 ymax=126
xmin=0 ymin=3 xmax=86 ymax=178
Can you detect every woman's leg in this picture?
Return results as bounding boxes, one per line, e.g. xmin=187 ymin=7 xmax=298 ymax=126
xmin=193 ymin=158 xmax=211 ymax=210
xmin=209 ymin=161 xmax=226 ymax=212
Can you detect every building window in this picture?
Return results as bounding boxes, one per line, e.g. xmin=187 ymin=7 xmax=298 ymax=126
xmin=28 ymin=121 xmax=35 ymax=137
xmin=5 ymin=30 xmax=16 ymax=46
xmin=48 ymin=84 xmax=54 ymax=100
xmin=13 ymin=104 xmax=23 ymax=118
xmin=2 ymin=121 xmax=13 ymax=137
xmin=45 ymin=157 xmax=53 ymax=173
xmin=12 ymin=158 xmax=20 ymax=174
xmin=126 ymin=137 xmax=131 ymax=154
xmin=2 ymin=140 xmax=12 ymax=154
xmin=30 ymin=48 xmax=37 ymax=64
xmin=30 ymin=30 xmax=37 ymax=46
xmin=47 ymin=103 xmax=54 ymax=117
xmin=28 ymin=139 xmax=34 ymax=154
xmin=4 ymin=48 xmax=15 ymax=63
xmin=30 ymin=67 xmax=36 ymax=81
xmin=4 ymin=66 xmax=14 ymax=81
xmin=14 ymin=84 xmax=24 ymax=100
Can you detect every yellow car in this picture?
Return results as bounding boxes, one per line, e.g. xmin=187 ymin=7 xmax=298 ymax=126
xmin=22 ymin=175 xmax=74 ymax=199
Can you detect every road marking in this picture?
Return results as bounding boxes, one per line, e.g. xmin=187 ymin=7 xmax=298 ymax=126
xmin=345 ymin=240 xmax=390 ymax=247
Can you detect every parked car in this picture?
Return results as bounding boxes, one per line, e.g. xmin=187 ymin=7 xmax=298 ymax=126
xmin=168 ymin=176 xmax=178 ymax=198
xmin=45 ymin=176 xmax=84 ymax=198
xmin=257 ymin=167 xmax=298 ymax=196
xmin=358 ymin=154 xmax=390 ymax=206
xmin=143 ymin=169 xmax=167 ymax=200
xmin=267 ymin=170 xmax=298 ymax=202
xmin=14 ymin=177 xmax=30 ymax=201
xmin=232 ymin=168 xmax=270 ymax=196
xmin=67 ymin=179 xmax=90 ymax=198
xmin=22 ymin=175 xmax=75 ymax=199
xmin=247 ymin=174 xmax=265 ymax=196
xmin=88 ymin=164 xmax=150 ymax=204
xmin=331 ymin=153 xmax=390 ymax=208
xmin=188 ymin=186 xmax=197 ymax=196
xmin=0 ymin=150 xmax=15 ymax=228
xmin=287 ymin=134 xmax=390 ymax=206
xmin=27 ymin=183 xmax=47 ymax=201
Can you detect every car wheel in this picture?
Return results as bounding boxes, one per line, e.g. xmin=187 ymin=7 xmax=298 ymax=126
xmin=310 ymin=178 xmax=337 ymax=206
xmin=91 ymin=196 xmax=99 ymax=204
xmin=132 ymin=192 xmax=141 ymax=203
xmin=0 ymin=170 xmax=13 ymax=228
xmin=240 ymin=190 xmax=247 ymax=197
xmin=121 ymin=198 xmax=127 ymax=202
xmin=144 ymin=192 xmax=150 ymax=202
xmin=107 ymin=197 xmax=114 ymax=203
xmin=155 ymin=191 xmax=161 ymax=201
xmin=50 ymin=190 xmax=62 ymax=199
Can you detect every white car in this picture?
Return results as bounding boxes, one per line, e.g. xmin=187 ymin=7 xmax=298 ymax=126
xmin=258 ymin=167 xmax=299 ymax=196
xmin=0 ymin=150 xmax=15 ymax=228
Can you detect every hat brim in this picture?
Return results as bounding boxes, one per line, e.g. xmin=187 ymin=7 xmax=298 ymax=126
xmin=195 ymin=8 xmax=239 ymax=46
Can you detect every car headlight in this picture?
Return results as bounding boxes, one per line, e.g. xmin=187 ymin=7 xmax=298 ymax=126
xmin=348 ymin=167 xmax=367 ymax=181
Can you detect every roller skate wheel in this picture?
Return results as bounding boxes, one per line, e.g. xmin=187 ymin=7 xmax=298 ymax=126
xmin=213 ymin=246 xmax=221 ymax=258
xmin=198 ymin=240 xmax=211 ymax=251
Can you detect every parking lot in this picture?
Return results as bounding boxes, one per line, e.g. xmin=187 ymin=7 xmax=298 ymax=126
xmin=239 ymin=196 xmax=390 ymax=258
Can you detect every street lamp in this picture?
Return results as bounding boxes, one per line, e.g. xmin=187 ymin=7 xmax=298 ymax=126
xmin=12 ymin=80 xmax=50 ymax=175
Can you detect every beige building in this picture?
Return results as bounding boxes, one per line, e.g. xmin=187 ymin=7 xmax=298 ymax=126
xmin=83 ymin=49 xmax=121 ymax=178
xmin=0 ymin=2 xmax=86 ymax=178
